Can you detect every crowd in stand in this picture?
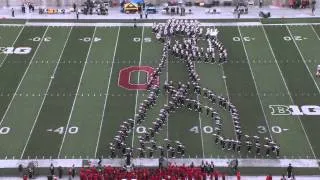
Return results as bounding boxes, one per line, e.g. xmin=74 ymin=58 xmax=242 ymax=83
xmin=79 ymin=163 xmax=228 ymax=180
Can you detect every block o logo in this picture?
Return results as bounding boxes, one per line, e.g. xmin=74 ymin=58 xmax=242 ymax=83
xmin=118 ymin=66 xmax=159 ymax=90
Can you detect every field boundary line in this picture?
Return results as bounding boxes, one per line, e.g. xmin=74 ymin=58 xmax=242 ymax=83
xmin=219 ymin=64 xmax=238 ymax=140
xmin=19 ymin=22 xmax=320 ymax=27
xmin=0 ymin=158 xmax=318 ymax=168
xmin=286 ymin=26 xmax=320 ymax=96
xmin=20 ymin=27 xmax=73 ymax=159
xmin=237 ymin=26 xmax=274 ymax=141
xmin=261 ymin=25 xmax=317 ymax=160
xmin=166 ymin=41 xmax=169 ymax=140
xmin=194 ymin=61 xmax=205 ymax=158
xmin=310 ymin=25 xmax=320 ymax=40
xmin=0 ymin=26 xmax=24 ymax=68
xmin=58 ymin=27 xmax=97 ymax=158
xmin=0 ymin=27 xmax=49 ymax=128
xmin=131 ymin=26 xmax=145 ymax=148
xmin=94 ymin=26 xmax=121 ymax=158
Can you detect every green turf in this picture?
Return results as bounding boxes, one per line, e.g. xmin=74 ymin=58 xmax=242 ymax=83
xmin=0 ymin=23 xmax=319 ymax=175
xmin=22 ymin=27 xmax=95 ymax=158
xmin=96 ymin=27 xmax=143 ymax=158
xmin=219 ymin=26 xmax=270 ymax=151
xmin=239 ymin=26 xmax=314 ymax=158
xmin=264 ymin=25 xmax=320 ymax=158
xmin=59 ymin=27 xmax=119 ymax=158
xmin=0 ymin=26 xmax=72 ymax=158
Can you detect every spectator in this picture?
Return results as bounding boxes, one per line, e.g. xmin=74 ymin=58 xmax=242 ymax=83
xmin=190 ymin=162 xmax=194 ymax=168
xmin=23 ymin=174 xmax=28 ymax=180
xmin=73 ymin=3 xmax=77 ymax=11
xmin=287 ymin=163 xmax=293 ymax=178
xmin=11 ymin=8 xmax=15 ymax=17
xmin=72 ymin=164 xmax=76 ymax=178
xmin=58 ymin=166 xmax=63 ymax=179
xmin=76 ymin=10 xmax=79 ymax=20
xmin=236 ymin=170 xmax=241 ymax=180
xmin=50 ymin=163 xmax=55 ymax=176
xmin=28 ymin=167 xmax=33 ymax=179
xmin=266 ymin=174 xmax=272 ymax=180
xmin=18 ymin=164 xmax=23 ymax=176
xmin=312 ymin=0 xmax=316 ymax=16
xmin=133 ymin=18 xmax=137 ymax=28
xmin=68 ymin=167 xmax=72 ymax=179
xmin=259 ymin=0 xmax=263 ymax=8
xmin=21 ymin=5 xmax=25 ymax=13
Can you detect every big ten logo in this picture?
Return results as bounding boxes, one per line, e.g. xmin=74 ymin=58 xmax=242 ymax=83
xmin=0 ymin=47 xmax=32 ymax=55
xmin=118 ymin=66 xmax=160 ymax=90
xmin=269 ymin=105 xmax=320 ymax=116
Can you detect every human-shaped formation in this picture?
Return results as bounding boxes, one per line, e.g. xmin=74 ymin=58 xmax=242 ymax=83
xmin=109 ymin=19 xmax=280 ymax=160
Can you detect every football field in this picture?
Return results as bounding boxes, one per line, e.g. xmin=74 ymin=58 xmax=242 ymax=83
xmin=0 ymin=22 xmax=320 ymax=168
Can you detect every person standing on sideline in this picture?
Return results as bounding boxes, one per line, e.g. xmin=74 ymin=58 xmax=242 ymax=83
xmin=236 ymin=170 xmax=241 ymax=180
xmin=11 ymin=8 xmax=15 ymax=17
xmin=237 ymin=9 xmax=241 ymax=19
xmin=145 ymin=11 xmax=148 ymax=19
xmin=287 ymin=163 xmax=293 ymax=178
xmin=133 ymin=18 xmax=137 ymax=28
xmin=266 ymin=174 xmax=272 ymax=180
xmin=50 ymin=163 xmax=55 ymax=176
xmin=71 ymin=164 xmax=76 ymax=178
xmin=312 ymin=0 xmax=316 ymax=16
xmin=58 ymin=166 xmax=63 ymax=179
xmin=259 ymin=0 xmax=263 ymax=8
xmin=73 ymin=3 xmax=77 ymax=11
xmin=76 ymin=9 xmax=79 ymax=20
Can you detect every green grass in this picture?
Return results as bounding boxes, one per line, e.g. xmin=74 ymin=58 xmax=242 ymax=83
xmin=0 ymin=23 xmax=319 ymax=173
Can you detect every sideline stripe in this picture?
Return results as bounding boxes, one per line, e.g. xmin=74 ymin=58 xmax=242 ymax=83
xmin=0 ymin=158 xmax=318 ymax=168
xmin=5 ymin=22 xmax=320 ymax=27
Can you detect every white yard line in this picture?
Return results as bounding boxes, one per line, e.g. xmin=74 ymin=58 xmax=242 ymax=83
xmin=261 ymin=25 xmax=317 ymax=160
xmin=310 ymin=25 xmax=320 ymax=40
xmin=7 ymin=22 xmax=320 ymax=28
xmin=94 ymin=26 xmax=121 ymax=158
xmin=197 ymin=95 xmax=205 ymax=158
xmin=166 ymin=41 xmax=169 ymax=140
xmin=20 ymin=27 xmax=73 ymax=159
xmin=131 ymin=26 xmax=145 ymax=148
xmin=216 ymin=31 xmax=238 ymax=140
xmin=193 ymin=62 xmax=205 ymax=158
xmin=219 ymin=65 xmax=238 ymax=140
xmin=0 ymin=27 xmax=49 ymax=128
xmin=286 ymin=25 xmax=320 ymax=93
xmin=0 ymin=26 xmax=24 ymax=68
xmin=237 ymin=26 xmax=274 ymax=141
xmin=58 ymin=27 xmax=97 ymax=158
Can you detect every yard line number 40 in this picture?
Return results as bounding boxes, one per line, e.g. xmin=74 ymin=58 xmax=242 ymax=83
xmin=0 ymin=126 xmax=80 ymax=135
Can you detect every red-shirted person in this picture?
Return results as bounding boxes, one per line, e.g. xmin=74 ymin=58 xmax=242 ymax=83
xmin=266 ymin=174 xmax=272 ymax=180
xmin=236 ymin=170 xmax=241 ymax=180
xmin=23 ymin=174 xmax=28 ymax=180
